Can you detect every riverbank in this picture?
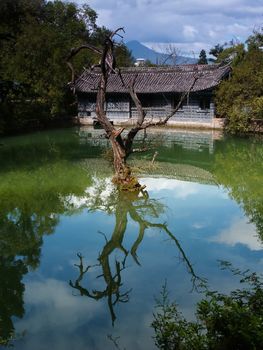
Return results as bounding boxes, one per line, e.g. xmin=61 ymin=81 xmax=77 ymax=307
xmin=73 ymin=116 xmax=226 ymax=130
xmin=1 ymin=115 xmax=262 ymax=138
xmin=0 ymin=117 xmax=76 ymax=137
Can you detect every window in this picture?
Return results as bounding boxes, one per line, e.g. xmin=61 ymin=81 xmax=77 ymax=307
xmin=199 ymin=97 xmax=210 ymax=110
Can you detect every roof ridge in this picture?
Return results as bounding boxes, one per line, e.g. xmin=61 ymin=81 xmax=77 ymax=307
xmin=86 ymin=64 xmax=224 ymax=74
xmin=74 ymin=64 xmax=231 ymax=94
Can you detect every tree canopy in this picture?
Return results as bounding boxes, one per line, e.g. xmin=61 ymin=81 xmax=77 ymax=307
xmin=209 ymin=43 xmax=225 ymax=60
xmin=0 ymin=0 xmax=133 ymax=134
xmin=214 ymin=30 xmax=263 ymax=133
xmin=197 ymin=49 xmax=208 ymax=64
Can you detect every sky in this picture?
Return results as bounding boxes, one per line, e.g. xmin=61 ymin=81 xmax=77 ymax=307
xmin=76 ymin=0 xmax=263 ymax=56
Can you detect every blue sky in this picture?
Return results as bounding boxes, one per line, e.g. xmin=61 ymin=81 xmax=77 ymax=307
xmin=76 ymin=0 xmax=263 ymax=56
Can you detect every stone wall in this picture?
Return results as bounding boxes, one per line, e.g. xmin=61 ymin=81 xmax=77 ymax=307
xmin=77 ymin=92 xmax=220 ymax=128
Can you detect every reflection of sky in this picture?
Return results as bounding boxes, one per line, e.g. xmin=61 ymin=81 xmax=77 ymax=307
xmin=211 ymin=216 xmax=263 ymax=251
xmin=141 ymin=177 xmax=263 ymax=251
xmin=13 ymin=177 xmax=263 ymax=350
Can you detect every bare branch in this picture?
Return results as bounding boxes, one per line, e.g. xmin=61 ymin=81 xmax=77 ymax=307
xmin=66 ymin=45 xmax=102 ymax=84
xmin=139 ymin=74 xmax=199 ymax=130
xmin=152 ymin=151 xmax=158 ymax=164
xmin=109 ymin=27 xmax=125 ymax=40
xmin=124 ymin=73 xmax=199 ymax=155
xmin=123 ymin=74 xmax=146 ymax=154
xmin=132 ymin=147 xmax=148 ymax=153
xmin=144 ymin=222 xmax=205 ymax=289
xmin=129 ymin=76 xmax=146 ymax=127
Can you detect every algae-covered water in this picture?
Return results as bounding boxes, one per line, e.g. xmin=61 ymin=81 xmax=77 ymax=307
xmin=0 ymin=127 xmax=262 ymax=349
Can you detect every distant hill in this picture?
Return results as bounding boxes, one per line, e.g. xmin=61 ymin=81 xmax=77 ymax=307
xmin=126 ymin=40 xmax=197 ymax=65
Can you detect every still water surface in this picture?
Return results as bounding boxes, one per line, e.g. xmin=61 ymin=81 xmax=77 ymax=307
xmin=0 ymin=127 xmax=262 ymax=349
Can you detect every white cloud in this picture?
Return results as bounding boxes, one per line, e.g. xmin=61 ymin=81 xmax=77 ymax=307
xmin=211 ymin=217 xmax=263 ymax=251
xmin=77 ymin=0 xmax=263 ymax=54
xmin=183 ymin=25 xmax=198 ymax=40
xmin=144 ymin=41 xmax=211 ymax=57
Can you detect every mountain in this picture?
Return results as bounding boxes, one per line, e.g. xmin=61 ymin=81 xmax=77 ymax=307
xmin=126 ymin=40 xmax=197 ymax=65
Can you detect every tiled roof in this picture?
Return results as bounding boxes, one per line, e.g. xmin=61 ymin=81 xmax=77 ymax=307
xmin=74 ymin=64 xmax=231 ymax=94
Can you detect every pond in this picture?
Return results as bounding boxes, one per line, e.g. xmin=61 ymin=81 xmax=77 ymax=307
xmin=0 ymin=127 xmax=262 ymax=349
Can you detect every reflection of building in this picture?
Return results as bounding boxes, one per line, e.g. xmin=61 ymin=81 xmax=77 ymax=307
xmin=78 ymin=127 xmax=222 ymax=184
xmin=75 ymin=64 xmax=230 ymax=128
xmin=78 ymin=127 xmax=221 ymax=154
xmin=143 ymin=129 xmax=216 ymax=154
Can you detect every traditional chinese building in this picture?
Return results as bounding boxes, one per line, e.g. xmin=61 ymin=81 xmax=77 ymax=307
xmin=74 ymin=64 xmax=230 ymax=128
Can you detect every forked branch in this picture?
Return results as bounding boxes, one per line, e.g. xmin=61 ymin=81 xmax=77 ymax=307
xmin=124 ymin=74 xmax=199 ymax=155
xmin=66 ymin=44 xmax=102 ymax=84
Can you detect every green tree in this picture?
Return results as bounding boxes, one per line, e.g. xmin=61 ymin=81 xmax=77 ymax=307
xmin=198 ymin=49 xmax=208 ymax=64
xmin=216 ymin=43 xmax=245 ymax=65
xmin=0 ymin=1 xmax=133 ymax=134
xmin=215 ymin=30 xmax=263 ymax=133
xmin=209 ymin=43 xmax=225 ymax=61
xmin=152 ymin=262 xmax=263 ymax=350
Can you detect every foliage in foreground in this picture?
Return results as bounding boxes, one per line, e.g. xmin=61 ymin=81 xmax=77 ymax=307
xmin=152 ymin=262 xmax=263 ymax=350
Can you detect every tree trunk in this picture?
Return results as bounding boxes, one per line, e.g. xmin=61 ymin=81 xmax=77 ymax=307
xmin=110 ymin=137 xmax=142 ymax=191
xmin=67 ymin=28 xmax=197 ymax=192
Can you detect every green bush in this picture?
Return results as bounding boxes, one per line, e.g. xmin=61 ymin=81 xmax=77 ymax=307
xmin=152 ymin=262 xmax=263 ymax=350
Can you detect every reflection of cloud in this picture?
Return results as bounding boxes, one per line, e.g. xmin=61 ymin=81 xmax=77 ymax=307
xmin=15 ymin=278 xmax=106 ymax=350
xmin=192 ymin=222 xmax=206 ymax=229
xmin=145 ymin=228 xmax=160 ymax=238
xmin=217 ymin=186 xmax=230 ymax=200
xmin=140 ymin=177 xmax=199 ymax=200
xmin=85 ymin=177 xmax=114 ymax=200
xmin=18 ymin=278 xmax=103 ymax=333
xmin=16 ymin=278 xmax=155 ymax=350
xmin=63 ymin=194 xmax=88 ymax=208
xmin=211 ymin=217 xmax=263 ymax=251
xmin=63 ymin=177 xmax=115 ymax=211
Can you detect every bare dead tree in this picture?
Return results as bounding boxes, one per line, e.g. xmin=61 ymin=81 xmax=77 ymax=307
xmin=153 ymin=43 xmax=190 ymax=66
xmin=67 ymin=28 xmax=198 ymax=191
xmin=162 ymin=44 xmax=182 ymax=65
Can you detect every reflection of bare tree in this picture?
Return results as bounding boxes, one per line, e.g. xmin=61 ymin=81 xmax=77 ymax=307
xmin=70 ymin=181 xmax=202 ymax=325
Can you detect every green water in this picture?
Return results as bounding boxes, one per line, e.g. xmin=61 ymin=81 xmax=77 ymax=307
xmin=0 ymin=127 xmax=262 ymax=349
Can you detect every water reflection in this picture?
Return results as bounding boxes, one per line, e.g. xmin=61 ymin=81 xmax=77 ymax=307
xmin=0 ymin=137 xmax=92 ymax=345
xmin=69 ymin=184 xmax=202 ymax=325
xmin=0 ymin=127 xmax=262 ymax=349
xmin=0 ymin=257 xmax=27 ymax=346
xmin=0 ymin=197 xmax=54 ymax=345
xmin=213 ymin=137 xmax=263 ymax=240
